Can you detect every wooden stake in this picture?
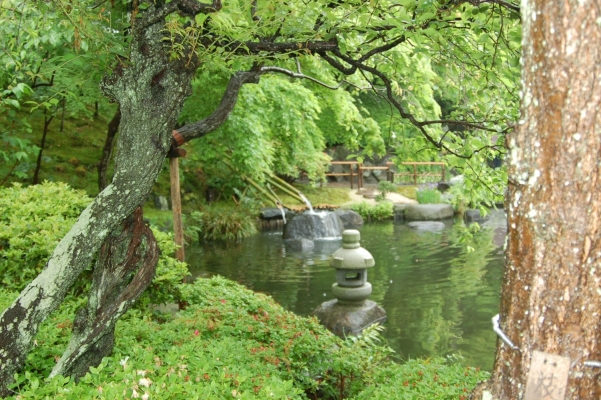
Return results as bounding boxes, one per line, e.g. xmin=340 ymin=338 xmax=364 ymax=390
xmin=169 ymin=157 xmax=184 ymax=262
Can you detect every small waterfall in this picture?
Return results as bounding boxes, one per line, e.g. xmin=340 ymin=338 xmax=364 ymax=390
xmin=298 ymin=192 xmax=314 ymax=213
xmin=319 ymin=212 xmax=344 ymax=239
xmin=283 ymin=210 xmax=344 ymax=240
xmin=275 ymin=201 xmax=286 ymax=224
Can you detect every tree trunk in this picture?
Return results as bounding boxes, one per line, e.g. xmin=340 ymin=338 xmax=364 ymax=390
xmin=98 ymin=106 xmax=121 ymax=191
xmin=32 ymin=110 xmax=54 ymax=185
xmin=50 ymin=207 xmax=158 ymax=379
xmin=0 ymin=16 xmax=197 ymax=396
xmin=477 ymin=1 xmax=601 ymax=398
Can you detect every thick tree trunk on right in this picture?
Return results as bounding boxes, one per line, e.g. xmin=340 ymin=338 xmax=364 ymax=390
xmin=476 ymin=1 xmax=601 ymax=398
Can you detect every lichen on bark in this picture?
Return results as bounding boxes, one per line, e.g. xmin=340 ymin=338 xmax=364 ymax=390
xmin=0 ymin=6 xmax=199 ymax=395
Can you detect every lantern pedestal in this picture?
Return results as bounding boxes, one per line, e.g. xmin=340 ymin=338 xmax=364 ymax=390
xmin=312 ymin=299 xmax=386 ymax=337
xmin=311 ymin=229 xmax=386 ymax=337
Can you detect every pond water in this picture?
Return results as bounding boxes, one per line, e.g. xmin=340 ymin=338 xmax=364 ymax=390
xmin=186 ymin=210 xmax=506 ymax=371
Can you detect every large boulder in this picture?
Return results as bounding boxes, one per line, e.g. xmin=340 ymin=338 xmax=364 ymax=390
xmin=334 ymin=209 xmax=364 ymax=228
xmin=404 ymin=204 xmax=454 ymax=221
xmin=283 ymin=212 xmax=344 ymax=240
xmin=393 ymin=204 xmax=409 ymax=223
xmin=260 ymin=207 xmax=295 ymax=221
xmin=464 ymin=209 xmax=489 ymax=224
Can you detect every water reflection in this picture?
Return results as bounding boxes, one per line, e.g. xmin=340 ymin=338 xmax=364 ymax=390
xmin=187 ymin=210 xmax=506 ymax=370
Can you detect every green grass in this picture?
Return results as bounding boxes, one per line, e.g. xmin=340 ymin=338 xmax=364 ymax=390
xmin=273 ymin=183 xmax=352 ymax=208
xmin=396 ymin=185 xmax=417 ymax=200
xmin=416 ymin=188 xmax=443 ymax=204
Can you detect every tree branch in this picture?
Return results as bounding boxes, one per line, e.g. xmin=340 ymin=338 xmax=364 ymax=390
xmin=176 ymin=69 xmax=262 ymax=143
xmin=199 ymin=37 xmax=338 ymax=55
xmin=259 ymin=59 xmax=371 ymax=91
xmin=321 ymin=49 xmax=509 ymax=159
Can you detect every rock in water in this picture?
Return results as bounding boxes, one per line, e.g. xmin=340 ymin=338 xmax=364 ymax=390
xmin=404 ymin=204 xmax=454 ymax=220
xmin=407 ymin=221 xmax=446 ymax=231
xmin=334 ymin=209 xmax=364 ymax=228
xmin=283 ymin=212 xmax=345 ymax=240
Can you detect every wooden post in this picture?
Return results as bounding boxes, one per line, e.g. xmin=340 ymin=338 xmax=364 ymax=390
xmin=350 ymin=166 xmax=354 ymax=190
xmin=169 ymin=130 xmax=186 ymax=264
xmin=169 ymin=157 xmax=184 ymax=262
xmin=413 ymin=164 xmax=417 ymax=185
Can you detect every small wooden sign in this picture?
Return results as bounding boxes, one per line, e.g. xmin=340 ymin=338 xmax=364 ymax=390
xmin=524 ymin=350 xmax=571 ymax=400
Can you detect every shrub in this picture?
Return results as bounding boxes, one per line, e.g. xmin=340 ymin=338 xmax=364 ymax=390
xmin=68 ymin=157 xmax=80 ymax=166
xmin=353 ymin=357 xmax=489 ymax=399
xmin=416 ymin=188 xmax=442 ymax=204
xmin=1 ymin=277 xmax=488 ymax=399
xmin=0 ymin=182 xmax=188 ymax=303
xmin=376 ymin=181 xmax=396 ymax=202
xmin=186 ymin=204 xmax=259 ymax=241
xmin=74 ymin=165 xmax=87 ymax=177
xmin=350 ymin=201 xmax=393 ymax=222
xmin=0 ymin=182 xmax=92 ymax=292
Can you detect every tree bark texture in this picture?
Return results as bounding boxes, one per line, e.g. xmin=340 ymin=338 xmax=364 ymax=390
xmin=97 ymin=106 xmax=121 ymax=191
xmin=0 ymin=15 xmax=197 ymax=396
xmin=49 ymin=207 xmax=158 ymax=379
xmin=483 ymin=1 xmax=601 ymax=398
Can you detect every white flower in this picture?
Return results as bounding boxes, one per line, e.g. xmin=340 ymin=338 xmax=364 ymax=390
xmin=119 ymin=356 xmax=129 ymax=368
xmin=137 ymin=370 xmax=146 ymax=377
xmin=142 ymin=393 xmax=149 ymax=400
xmin=139 ymin=378 xmax=152 ymax=388
xmin=132 ymin=389 xmax=140 ymax=398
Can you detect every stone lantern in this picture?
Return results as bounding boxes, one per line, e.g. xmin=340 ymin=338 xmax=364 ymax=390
xmin=312 ymin=229 xmax=386 ymax=337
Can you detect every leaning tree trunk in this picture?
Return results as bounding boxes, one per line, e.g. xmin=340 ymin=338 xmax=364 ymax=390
xmin=0 ymin=15 xmax=198 ymax=396
xmin=49 ymin=207 xmax=158 ymax=379
xmin=475 ymin=1 xmax=601 ymax=399
xmin=98 ymin=106 xmax=121 ymax=192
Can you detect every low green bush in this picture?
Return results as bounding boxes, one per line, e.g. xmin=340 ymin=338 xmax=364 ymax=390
xmin=416 ymin=188 xmax=442 ymax=204
xmin=185 ymin=204 xmax=259 ymax=242
xmin=350 ymin=201 xmax=393 ymax=222
xmin=0 ymin=181 xmax=188 ymax=303
xmin=353 ymin=357 xmax=489 ymax=400
xmin=1 ymin=277 xmax=488 ymax=399
xmin=375 ymin=181 xmax=396 ymax=201
xmin=0 ymin=182 xmax=92 ymax=292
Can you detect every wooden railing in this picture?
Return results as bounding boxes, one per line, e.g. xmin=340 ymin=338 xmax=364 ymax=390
xmin=325 ymin=161 xmax=359 ymax=189
xmin=321 ymin=160 xmax=446 ymax=189
xmin=388 ymin=162 xmax=446 ymax=185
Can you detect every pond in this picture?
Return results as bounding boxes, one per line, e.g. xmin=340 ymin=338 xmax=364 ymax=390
xmin=186 ymin=210 xmax=506 ymax=371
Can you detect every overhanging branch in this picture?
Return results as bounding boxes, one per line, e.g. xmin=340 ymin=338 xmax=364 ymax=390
xmin=176 ymin=69 xmax=262 ymax=143
xmin=259 ymin=59 xmax=371 ymax=91
xmin=321 ymin=49 xmax=509 ymax=159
